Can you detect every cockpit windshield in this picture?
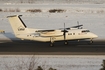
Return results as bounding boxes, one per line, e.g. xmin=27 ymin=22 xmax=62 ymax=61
xmin=81 ymin=30 xmax=90 ymax=33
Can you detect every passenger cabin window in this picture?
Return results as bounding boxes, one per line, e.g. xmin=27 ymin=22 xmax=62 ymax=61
xmin=68 ymin=33 xmax=72 ymax=35
xmin=68 ymin=33 xmax=76 ymax=35
xmin=81 ymin=30 xmax=90 ymax=33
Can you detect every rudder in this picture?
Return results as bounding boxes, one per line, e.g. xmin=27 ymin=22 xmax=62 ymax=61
xmin=7 ymin=15 xmax=28 ymax=35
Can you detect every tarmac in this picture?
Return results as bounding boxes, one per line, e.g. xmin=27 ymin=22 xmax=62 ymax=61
xmin=0 ymin=39 xmax=105 ymax=55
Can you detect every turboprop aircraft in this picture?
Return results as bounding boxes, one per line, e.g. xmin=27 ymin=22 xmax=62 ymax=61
xmin=7 ymin=15 xmax=98 ymax=46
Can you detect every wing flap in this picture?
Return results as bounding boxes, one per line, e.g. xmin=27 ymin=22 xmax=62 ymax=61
xmin=36 ymin=29 xmax=63 ymax=37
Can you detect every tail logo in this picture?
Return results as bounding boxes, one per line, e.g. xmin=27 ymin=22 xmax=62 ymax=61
xmin=18 ymin=26 xmax=25 ymax=31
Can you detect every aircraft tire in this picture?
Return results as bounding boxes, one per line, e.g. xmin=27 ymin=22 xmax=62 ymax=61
xmin=50 ymin=43 xmax=54 ymax=47
xmin=64 ymin=41 xmax=68 ymax=45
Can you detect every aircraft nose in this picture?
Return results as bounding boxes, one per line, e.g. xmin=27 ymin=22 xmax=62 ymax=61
xmin=92 ymin=34 xmax=98 ymax=38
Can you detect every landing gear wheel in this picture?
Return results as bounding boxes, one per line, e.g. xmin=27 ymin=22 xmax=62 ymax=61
xmin=90 ymin=40 xmax=93 ymax=43
xmin=78 ymin=40 xmax=80 ymax=42
xmin=88 ymin=39 xmax=93 ymax=45
xmin=50 ymin=37 xmax=54 ymax=47
xmin=64 ymin=41 xmax=68 ymax=45
xmin=50 ymin=43 xmax=54 ymax=47
xmin=90 ymin=38 xmax=93 ymax=44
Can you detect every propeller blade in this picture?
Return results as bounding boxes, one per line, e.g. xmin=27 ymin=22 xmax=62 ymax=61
xmin=61 ymin=23 xmax=68 ymax=41
xmin=77 ymin=21 xmax=79 ymax=29
xmin=70 ymin=25 xmax=83 ymax=28
xmin=64 ymin=23 xmax=65 ymax=29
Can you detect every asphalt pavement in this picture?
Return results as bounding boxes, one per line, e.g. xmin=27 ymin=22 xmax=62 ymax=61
xmin=0 ymin=40 xmax=105 ymax=55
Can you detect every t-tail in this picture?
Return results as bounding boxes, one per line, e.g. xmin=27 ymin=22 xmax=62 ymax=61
xmin=7 ymin=15 xmax=29 ymax=36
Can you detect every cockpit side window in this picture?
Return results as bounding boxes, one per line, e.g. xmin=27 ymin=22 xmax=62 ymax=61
xmin=81 ymin=30 xmax=90 ymax=33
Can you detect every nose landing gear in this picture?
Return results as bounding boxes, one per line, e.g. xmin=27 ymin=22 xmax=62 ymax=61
xmin=90 ymin=38 xmax=93 ymax=43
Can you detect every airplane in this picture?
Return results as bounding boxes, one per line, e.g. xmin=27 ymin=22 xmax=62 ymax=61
xmin=7 ymin=15 xmax=98 ymax=46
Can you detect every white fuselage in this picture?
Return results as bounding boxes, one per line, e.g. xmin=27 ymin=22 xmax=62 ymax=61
xmin=16 ymin=28 xmax=98 ymax=42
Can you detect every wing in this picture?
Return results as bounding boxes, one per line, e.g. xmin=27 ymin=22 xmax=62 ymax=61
xmin=29 ymin=24 xmax=83 ymax=37
xmin=70 ymin=25 xmax=83 ymax=28
xmin=35 ymin=29 xmax=63 ymax=37
xmin=59 ymin=25 xmax=83 ymax=30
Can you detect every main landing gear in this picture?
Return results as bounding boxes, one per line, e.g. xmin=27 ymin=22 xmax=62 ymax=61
xmin=87 ymin=38 xmax=93 ymax=45
xmin=50 ymin=37 xmax=54 ymax=47
xmin=50 ymin=41 xmax=68 ymax=47
xmin=50 ymin=37 xmax=69 ymax=47
xmin=50 ymin=42 xmax=54 ymax=47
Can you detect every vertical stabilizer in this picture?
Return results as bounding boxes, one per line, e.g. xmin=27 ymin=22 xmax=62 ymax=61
xmin=7 ymin=15 xmax=28 ymax=35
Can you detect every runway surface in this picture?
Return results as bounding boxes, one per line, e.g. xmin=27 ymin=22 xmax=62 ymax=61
xmin=0 ymin=40 xmax=105 ymax=55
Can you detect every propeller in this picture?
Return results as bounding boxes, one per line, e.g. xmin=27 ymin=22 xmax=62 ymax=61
xmin=59 ymin=21 xmax=83 ymax=30
xmin=77 ymin=21 xmax=83 ymax=29
xmin=61 ymin=23 xmax=68 ymax=41
xmin=77 ymin=21 xmax=79 ymax=29
xmin=70 ymin=21 xmax=83 ymax=29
